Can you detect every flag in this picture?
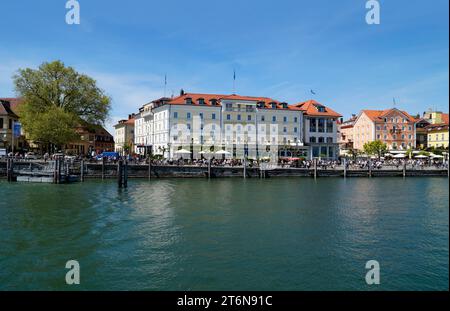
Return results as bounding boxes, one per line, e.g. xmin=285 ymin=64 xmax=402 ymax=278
xmin=164 ymin=74 xmax=167 ymax=86
xmin=310 ymin=89 xmax=316 ymax=95
xmin=233 ymin=69 xmax=236 ymax=81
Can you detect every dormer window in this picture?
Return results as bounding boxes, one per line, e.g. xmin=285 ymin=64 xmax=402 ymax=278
xmin=210 ymin=99 xmax=218 ymax=105
xmin=185 ymin=97 xmax=192 ymax=105
xmin=281 ymin=102 xmax=288 ymax=109
xmin=257 ymin=101 xmax=265 ymax=108
xmin=198 ymin=98 xmax=205 ymax=105
xmin=315 ymin=105 xmax=326 ymax=113
xmin=270 ymin=102 xmax=277 ymax=109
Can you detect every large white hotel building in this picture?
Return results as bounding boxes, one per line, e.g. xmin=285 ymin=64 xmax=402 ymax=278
xmin=130 ymin=91 xmax=342 ymax=160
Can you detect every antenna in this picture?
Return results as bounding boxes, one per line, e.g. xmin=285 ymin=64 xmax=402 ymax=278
xmin=164 ymin=74 xmax=167 ymax=97
xmin=393 ymin=97 xmax=397 ymax=107
xmin=233 ymin=69 xmax=236 ymax=94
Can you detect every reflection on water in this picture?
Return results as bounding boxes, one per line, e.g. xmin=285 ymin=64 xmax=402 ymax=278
xmin=0 ymin=178 xmax=448 ymax=290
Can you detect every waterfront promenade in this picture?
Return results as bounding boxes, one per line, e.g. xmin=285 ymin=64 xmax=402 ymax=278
xmin=0 ymin=158 xmax=448 ymax=180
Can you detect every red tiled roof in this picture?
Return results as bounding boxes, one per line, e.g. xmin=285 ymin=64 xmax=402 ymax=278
xmin=426 ymin=123 xmax=449 ymax=131
xmin=291 ymin=100 xmax=342 ymax=117
xmin=168 ymin=93 xmax=298 ymax=110
xmin=442 ymin=113 xmax=449 ymax=125
xmin=0 ymin=97 xmax=23 ymax=115
xmin=361 ymin=109 xmax=416 ymax=123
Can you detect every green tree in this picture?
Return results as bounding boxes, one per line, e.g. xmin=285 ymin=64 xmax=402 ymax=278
xmin=14 ymin=60 xmax=111 ymax=150
xmin=363 ymin=140 xmax=387 ymax=159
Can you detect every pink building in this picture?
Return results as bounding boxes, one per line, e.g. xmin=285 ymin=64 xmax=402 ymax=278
xmin=353 ymin=108 xmax=416 ymax=151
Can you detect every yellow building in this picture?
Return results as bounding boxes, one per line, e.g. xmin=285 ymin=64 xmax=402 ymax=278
xmin=427 ymin=123 xmax=449 ymax=149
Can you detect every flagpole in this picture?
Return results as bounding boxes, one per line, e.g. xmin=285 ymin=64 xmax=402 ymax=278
xmin=164 ymin=74 xmax=167 ymax=97
xmin=233 ymin=69 xmax=236 ymax=94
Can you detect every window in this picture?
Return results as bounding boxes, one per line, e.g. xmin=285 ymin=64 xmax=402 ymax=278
xmin=212 ymin=113 xmax=216 ymax=120
xmin=247 ymin=115 xmax=251 ymax=121
xmin=261 ymin=115 xmax=265 ymax=122
xmin=326 ymin=137 xmax=333 ymax=143
xmin=318 ymin=137 xmax=324 ymax=143
xmin=9 ymin=119 xmax=12 ymax=129
xmin=326 ymin=119 xmax=333 ymax=133
xmin=377 ymin=134 xmax=381 ymax=139
xmin=310 ymin=137 xmax=316 ymax=143
xmin=283 ymin=116 xmax=287 ymax=123
xmin=328 ymin=147 xmax=334 ymax=158
xmin=237 ymin=115 xmax=241 ymax=121
xmin=272 ymin=116 xmax=276 ymax=122
xmin=310 ymin=118 xmax=317 ymax=132
xmin=294 ymin=117 xmax=298 ymax=123
xmin=198 ymin=98 xmax=205 ymax=105
xmin=318 ymin=118 xmax=325 ymax=133
xmin=199 ymin=113 xmax=203 ymax=119
xmin=227 ymin=114 xmax=231 ymax=120
xmin=187 ymin=112 xmax=191 ymax=119
xmin=226 ymin=103 xmax=233 ymax=111
xmin=313 ymin=147 xmax=320 ymax=157
xmin=283 ymin=127 xmax=287 ymax=133
xmin=321 ymin=146 xmax=328 ymax=156
xmin=0 ymin=118 xmax=3 ymax=129
xmin=173 ymin=112 xmax=178 ymax=119
xmin=294 ymin=127 xmax=298 ymax=133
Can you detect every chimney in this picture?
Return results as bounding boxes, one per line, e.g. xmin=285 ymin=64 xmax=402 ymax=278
xmin=180 ymin=89 xmax=185 ymax=96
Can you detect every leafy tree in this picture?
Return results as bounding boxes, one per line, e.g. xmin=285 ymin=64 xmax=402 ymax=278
xmin=14 ymin=60 xmax=111 ymax=150
xmin=363 ymin=140 xmax=387 ymax=159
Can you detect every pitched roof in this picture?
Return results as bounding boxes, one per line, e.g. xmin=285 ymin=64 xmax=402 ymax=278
xmin=291 ymin=100 xmax=342 ymax=117
xmin=442 ymin=113 xmax=449 ymax=124
xmin=0 ymin=98 xmax=23 ymax=115
xmin=361 ymin=108 xmax=416 ymax=122
xmin=0 ymin=99 xmax=19 ymax=118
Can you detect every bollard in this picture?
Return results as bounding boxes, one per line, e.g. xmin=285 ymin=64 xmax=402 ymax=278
xmin=208 ymin=159 xmax=211 ymax=179
xmin=117 ymin=160 xmax=123 ymax=188
xmin=80 ymin=160 xmax=84 ymax=182
xmin=314 ymin=159 xmax=317 ymax=179
xmin=102 ymin=157 xmax=106 ymax=180
xmin=343 ymin=158 xmax=347 ymax=178
xmin=124 ymin=160 xmax=128 ymax=188
xmin=148 ymin=158 xmax=151 ymax=180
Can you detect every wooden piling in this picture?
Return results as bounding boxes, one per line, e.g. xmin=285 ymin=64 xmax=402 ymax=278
xmin=343 ymin=158 xmax=347 ymax=178
xmin=80 ymin=160 xmax=84 ymax=182
xmin=368 ymin=160 xmax=372 ymax=178
xmin=124 ymin=160 xmax=128 ymax=188
xmin=148 ymin=158 xmax=151 ymax=180
xmin=243 ymin=157 xmax=246 ymax=179
xmin=314 ymin=159 xmax=317 ymax=179
xmin=403 ymin=161 xmax=406 ymax=178
xmin=117 ymin=160 xmax=123 ymax=188
xmin=102 ymin=157 xmax=106 ymax=180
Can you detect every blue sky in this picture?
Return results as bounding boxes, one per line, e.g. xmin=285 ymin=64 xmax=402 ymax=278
xmin=0 ymin=0 xmax=448 ymax=133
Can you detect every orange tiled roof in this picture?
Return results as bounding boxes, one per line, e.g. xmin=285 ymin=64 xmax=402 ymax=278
xmin=361 ymin=108 xmax=416 ymax=123
xmin=442 ymin=113 xmax=449 ymax=124
xmin=291 ymin=100 xmax=342 ymax=117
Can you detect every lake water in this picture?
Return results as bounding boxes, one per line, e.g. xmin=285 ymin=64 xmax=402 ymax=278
xmin=0 ymin=177 xmax=448 ymax=290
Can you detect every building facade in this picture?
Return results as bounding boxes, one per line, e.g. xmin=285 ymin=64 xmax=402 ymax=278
xmin=338 ymin=115 xmax=357 ymax=155
xmin=0 ymin=98 xmax=26 ymax=152
xmin=352 ymin=108 xmax=416 ymax=150
xmin=292 ymin=100 xmax=341 ymax=159
xmin=114 ymin=115 xmax=135 ymax=155
xmin=133 ymin=93 xmax=341 ymax=160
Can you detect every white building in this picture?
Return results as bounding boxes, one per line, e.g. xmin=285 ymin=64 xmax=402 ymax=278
xmin=133 ymin=92 xmax=341 ymax=160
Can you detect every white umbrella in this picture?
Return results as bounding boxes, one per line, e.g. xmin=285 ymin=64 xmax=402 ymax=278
xmin=215 ymin=150 xmax=231 ymax=155
xmin=174 ymin=149 xmax=191 ymax=154
xmin=431 ymin=154 xmax=444 ymax=159
xmin=393 ymin=154 xmax=406 ymax=158
xmin=415 ymin=154 xmax=428 ymax=159
xmin=198 ymin=151 xmax=208 ymax=154
xmin=384 ymin=153 xmax=393 ymax=157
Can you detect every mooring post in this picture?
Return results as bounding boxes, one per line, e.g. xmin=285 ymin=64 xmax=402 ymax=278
xmin=6 ymin=158 xmax=11 ymax=182
xmin=368 ymin=159 xmax=372 ymax=178
xmin=243 ymin=157 xmax=246 ymax=179
xmin=314 ymin=158 xmax=317 ymax=179
xmin=148 ymin=158 xmax=151 ymax=180
xmin=57 ymin=158 xmax=62 ymax=184
xmin=80 ymin=160 xmax=84 ymax=182
xmin=343 ymin=158 xmax=347 ymax=178
xmin=124 ymin=160 xmax=128 ymax=188
xmin=208 ymin=158 xmax=211 ymax=179
xmin=117 ymin=160 xmax=123 ymax=188
xmin=102 ymin=157 xmax=106 ymax=180
xmin=403 ymin=161 xmax=406 ymax=178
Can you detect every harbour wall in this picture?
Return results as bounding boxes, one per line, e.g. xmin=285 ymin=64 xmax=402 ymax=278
xmin=0 ymin=161 xmax=447 ymax=179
